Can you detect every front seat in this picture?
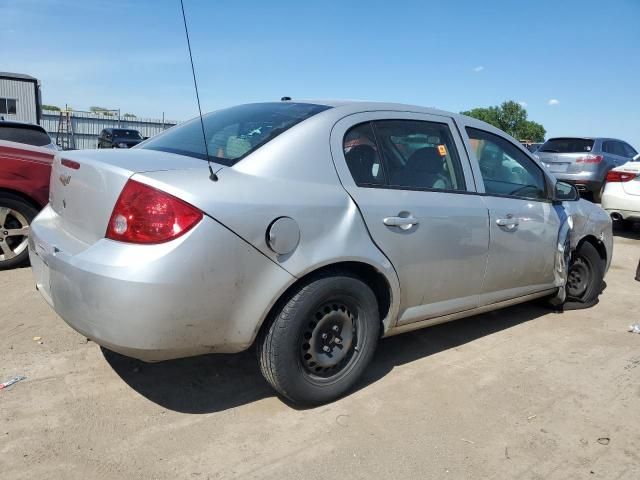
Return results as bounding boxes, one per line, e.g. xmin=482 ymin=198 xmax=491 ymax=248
xmin=345 ymin=145 xmax=380 ymax=185
xmin=391 ymin=147 xmax=451 ymax=189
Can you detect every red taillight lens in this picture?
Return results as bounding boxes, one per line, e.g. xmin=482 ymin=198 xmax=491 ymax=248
xmin=575 ymin=155 xmax=603 ymax=164
xmin=106 ymin=180 xmax=203 ymax=244
xmin=606 ymin=170 xmax=637 ymax=183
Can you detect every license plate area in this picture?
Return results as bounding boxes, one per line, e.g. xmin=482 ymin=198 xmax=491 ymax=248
xmin=544 ymin=162 xmax=569 ymax=173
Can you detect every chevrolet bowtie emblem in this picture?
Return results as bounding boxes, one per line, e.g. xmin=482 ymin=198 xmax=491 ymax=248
xmin=59 ymin=174 xmax=71 ymax=186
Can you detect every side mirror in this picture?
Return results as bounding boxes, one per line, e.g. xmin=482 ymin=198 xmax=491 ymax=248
xmin=553 ymin=181 xmax=579 ymax=202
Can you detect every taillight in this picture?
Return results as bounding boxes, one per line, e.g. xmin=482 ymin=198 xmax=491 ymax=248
xmin=606 ymin=170 xmax=637 ymax=183
xmin=575 ymin=155 xmax=603 ymax=164
xmin=106 ymin=180 xmax=203 ymax=244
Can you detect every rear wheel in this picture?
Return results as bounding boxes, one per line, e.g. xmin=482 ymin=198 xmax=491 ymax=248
xmin=564 ymin=242 xmax=604 ymax=310
xmin=0 ymin=194 xmax=38 ymax=270
xmin=257 ymin=274 xmax=380 ymax=405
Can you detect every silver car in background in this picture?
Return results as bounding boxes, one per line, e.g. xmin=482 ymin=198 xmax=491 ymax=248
xmin=29 ymin=101 xmax=613 ymax=405
xmin=535 ymin=137 xmax=638 ymax=202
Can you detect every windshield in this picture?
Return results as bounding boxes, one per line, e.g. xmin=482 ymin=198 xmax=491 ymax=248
xmin=112 ymin=129 xmax=142 ymax=140
xmin=0 ymin=125 xmax=52 ymax=147
xmin=539 ymin=138 xmax=594 ymax=153
xmin=140 ymin=102 xmax=331 ymax=165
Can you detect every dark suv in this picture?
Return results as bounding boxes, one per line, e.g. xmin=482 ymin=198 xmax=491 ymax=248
xmin=535 ymin=137 xmax=638 ymax=202
xmin=97 ymin=128 xmax=144 ymax=149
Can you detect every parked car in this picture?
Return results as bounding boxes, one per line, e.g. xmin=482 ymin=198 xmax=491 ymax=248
xmin=29 ymin=101 xmax=612 ymax=405
xmin=0 ymin=119 xmax=57 ymax=151
xmin=0 ymin=140 xmax=54 ymax=269
xmin=522 ymin=142 xmax=543 ymax=153
xmin=535 ymin=137 xmax=638 ymax=202
xmin=601 ymin=154 xmax=640 ymax=228
xmin=97 ymin=128 xmax=144 ymax=149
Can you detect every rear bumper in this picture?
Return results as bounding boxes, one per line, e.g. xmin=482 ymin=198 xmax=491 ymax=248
xmin=29 ymin=205 xmax=293 ymax=361
xmin=553 ymin=172 xmax=603 ymax=194
xmin=601 ymin=185 xmax=640 ymax=220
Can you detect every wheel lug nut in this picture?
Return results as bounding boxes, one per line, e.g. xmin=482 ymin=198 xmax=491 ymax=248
xmin=332 ymin=325 xmax=339 ymax=332
xmin=322 ymin=346 xmax=330 ymax=353
xmin=334 ymin=337 xmax=342 ymax=345
xmin=321 ymin=333 xmax=328 ymax=340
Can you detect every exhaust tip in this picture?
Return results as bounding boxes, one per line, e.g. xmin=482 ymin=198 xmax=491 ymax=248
xmin=610 ymin=212 xmax=623 ymax=222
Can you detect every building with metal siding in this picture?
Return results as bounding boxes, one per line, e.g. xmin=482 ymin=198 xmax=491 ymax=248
xmin=41 ymin=110 xmax=179 ymax=149
xmin=0 ymin=72 xmax=41 ymax=124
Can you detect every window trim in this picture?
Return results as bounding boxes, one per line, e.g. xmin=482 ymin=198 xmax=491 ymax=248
xmin=465 ymin=126 xmax=551 ymax=203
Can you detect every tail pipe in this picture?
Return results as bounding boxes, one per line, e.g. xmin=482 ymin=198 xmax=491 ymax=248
xmin=610 ymin=212 xmax=623 ymax=222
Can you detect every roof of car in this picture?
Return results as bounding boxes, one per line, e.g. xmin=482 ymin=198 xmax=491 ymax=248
xmin=292 ymin=99 xmax=517 ymax=142
xmin=300 ymin=99 xmax=459 ymax=117
xmin=0 ymin=119 xmax=47 ymax=131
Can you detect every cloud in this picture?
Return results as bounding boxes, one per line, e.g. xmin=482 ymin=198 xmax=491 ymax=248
xmin=548 ymin=99 xmax=560 ymax=106
xmin=473 ymin=66 xmax=484 ymax=72
xmin=518 ymin=101 xmax=528 ymax=107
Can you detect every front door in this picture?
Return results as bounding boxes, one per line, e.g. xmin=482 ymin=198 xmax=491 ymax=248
xmin=331 ymin=112 xmax=490 ymax=326
xmin=464 ymin=127 xmax=560 ymax=304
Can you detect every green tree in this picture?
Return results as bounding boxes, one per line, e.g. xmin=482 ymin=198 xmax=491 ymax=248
xmin=123 ymin=113 xmax=137 ymax=118
xmin=90 ymin=106 xmax=115 ymax=116
xmin=461 ymin=100 xmax=546 ymax=142
xmin=42 ymin=104 xmax=60 ymax=111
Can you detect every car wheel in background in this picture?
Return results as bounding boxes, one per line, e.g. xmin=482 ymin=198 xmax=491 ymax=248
xmin=0 ymin=193 xmax=38 ymax=270
xmin=591 ymin=183 xmax=605 ymax=204
xmin=257 ymin=273 xmax=380 ymax=405
xmin=564 ymin=242 xmax=604 ymax=310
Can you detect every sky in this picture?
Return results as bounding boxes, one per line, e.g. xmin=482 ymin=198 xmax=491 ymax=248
xmin=2 ymin=0 xmax=639 ymax=147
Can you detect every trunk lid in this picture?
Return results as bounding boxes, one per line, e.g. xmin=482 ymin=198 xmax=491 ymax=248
xmin=615 ymin=162 xmax=640 ymax=196
xmin=49 ymin=149 xmax=217 ymax=245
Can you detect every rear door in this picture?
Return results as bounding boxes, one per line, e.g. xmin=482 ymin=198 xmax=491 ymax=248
xmin=331 ymin=112 xmax=489 ymax=326
xmin=464 ymin=127 xmax=560 ymax=304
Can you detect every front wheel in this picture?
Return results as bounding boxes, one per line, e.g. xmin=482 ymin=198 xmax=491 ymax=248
xmin=564 ymin=242 xmax=604 ymax=310
xmin=257 ymin=274 xmax=380 ymax=405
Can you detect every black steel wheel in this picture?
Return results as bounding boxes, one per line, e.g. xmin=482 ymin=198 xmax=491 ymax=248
xmin=0 ymin=194 xmax=38 ymax=270
xmin=564 ymin=242 xmax=604 ymax=309
xmin=257 ymin=273 xmax=380 ymax=405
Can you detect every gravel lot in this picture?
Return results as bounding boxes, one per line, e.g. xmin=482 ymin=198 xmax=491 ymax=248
xmin=1 ymin=227 xmax=639 ymax=479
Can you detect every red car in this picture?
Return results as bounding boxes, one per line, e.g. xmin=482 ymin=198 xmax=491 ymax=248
xmin=0 ymin=140 xmax=54 ymax=269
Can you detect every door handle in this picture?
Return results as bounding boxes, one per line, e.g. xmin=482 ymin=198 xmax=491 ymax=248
xmin=496 ymin=215 xmax=519 ymax=230
xmin=383 ymin=215 xmax=419 ymax=230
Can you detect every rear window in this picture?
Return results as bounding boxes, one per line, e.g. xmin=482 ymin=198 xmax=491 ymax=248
xmin=539 ymin=138 xmax=594 ymax=153
xmin=141 ymin=102 xmax=331 ymax=166
xmin=0 ymin=125 xmax=52 ymax=147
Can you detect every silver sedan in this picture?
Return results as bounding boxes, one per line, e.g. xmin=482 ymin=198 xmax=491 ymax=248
xmin=29 ymin=101 xmax=613 ymax=405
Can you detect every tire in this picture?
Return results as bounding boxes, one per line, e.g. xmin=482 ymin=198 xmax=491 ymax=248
xmin=592 ymin=181 xmax=606 ymax=204
xmin=0 ymin=193 xmax=38 ymax=270
xmin=257 ymin=273 xmax=380 ymax=406
xmin=564 ymin=242 xmax=604 ymax=310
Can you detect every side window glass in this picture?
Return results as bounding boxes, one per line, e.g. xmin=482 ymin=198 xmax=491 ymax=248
xmin=466 ymin=127 xmax=546 ymax=200
xmin=613 ymin=142 xmax=627 ymax=157
xmin=602 ymin=141 xmax=611 ymax=154
xmin=372 ymin=120 xmax=465 ymax=191
xmin=343 ymin=123 xmax=385 ymax=186
xmin=623 ymin=142 xmax=638 ymax=157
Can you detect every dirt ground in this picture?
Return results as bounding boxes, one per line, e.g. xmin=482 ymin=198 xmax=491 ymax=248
xmin=1 ymin=227 xmax=639 ymax=480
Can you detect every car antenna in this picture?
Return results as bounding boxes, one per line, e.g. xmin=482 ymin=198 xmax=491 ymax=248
xmin=179 ymin=0 xmax=218 ymax=182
